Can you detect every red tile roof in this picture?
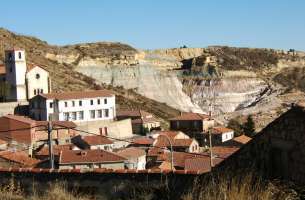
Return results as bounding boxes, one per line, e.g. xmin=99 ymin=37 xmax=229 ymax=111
xmin=0 ymin=139 xmax=7 ymax=145
xmin=59 ymin=149 xmax=126 ymax=164
xmin=212 ymin=126 xmax=234 ymax=135
xmin=233 ymin=135 xmax=252 ymax=144
xmin=0 ymin=151 xmax=41 ymax=167
xmin=154 ymin=137 xmax=194 ymax=148
xmin=211 ymin=146 xmax=240 ymax=159
xmin=132 ymin=137 xmax=154 ymax=145
xmin=157 ymin=131 xmax=179 ymax=138
xmin=36 ymin=144 xmax=78 ymax=157
xmin=169 ymin=112 xmax=210 ymax=121
xmin=26 ymin=63 xmax=48 ymax=73
xmin=117 ymin=147 xmax=146 ymax=158
xmin=117 ymin=110 xmax=159 ymax=124
xmin=0 ymin=65 xmax=5 ymax=74
xmin=82 ymin=135 xmax=113 ymax=146
xmin=39 ymin=90 xmax=114 ymax=100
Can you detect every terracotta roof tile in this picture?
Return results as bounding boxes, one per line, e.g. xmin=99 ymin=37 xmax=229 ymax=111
xmin=212 ymin=126 xmax=234 ymax=135
xmin=82 ymin=135 xmax=113 ymax=146
xmin=154 ymin=137 xmax=194 ymax=148
xmin=132 ymin=137 xmax=154 ymax=145
xmin=59 ymin=149 xmax=126 ymax=164
xmin=0 ymin=151 xmax=41 ymax=167
xmin=117 ymin=110 xmax=159 ymax=124
xmin=36 ymin=144 xmax=78 ymax=156
xmin=117 ymin=147 xmax=146 ymax=158
xmin=169 ymin=112 xmax=210 ymax=121
xmin=211 ymin=146 xmax=240 ymax=159
xmin=39 ymin=90 xmax=114 ymax=100
xmin=233 ymin=135 xmax=252 ymax=144
xmin=0 ymin=65 xmax=5 ymax=74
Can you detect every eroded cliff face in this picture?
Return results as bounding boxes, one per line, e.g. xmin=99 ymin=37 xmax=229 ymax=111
xmin=43 ymin=44 xmax=305 ymax=129
xmin=75 ymin=63 xmax=203 ymax=113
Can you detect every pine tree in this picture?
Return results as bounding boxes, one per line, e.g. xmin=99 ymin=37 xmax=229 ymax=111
xmin=243 ymin=115 xmax=255 ymax=137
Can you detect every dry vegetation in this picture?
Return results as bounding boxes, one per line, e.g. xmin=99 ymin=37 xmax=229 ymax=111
xmin=0 ymin=28 xmax=179 ymax=122
xmin=0 ymin=173 xmax=301 ymax=200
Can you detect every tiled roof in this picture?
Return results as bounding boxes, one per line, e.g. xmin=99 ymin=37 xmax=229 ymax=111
xmin=0 ymin=65 xmax=5 ymax=74
xmin=36 ymin=144 xmax=77 ymax=157
xmin=184 ymin=157 xmax=211 ymax=172
xmin=117 ymin=110 xmax=159 ymax=124
xmin=154 ymin=137 xmax=194 ymax=148
xmin=0 ymin=138 xmax=7 ymax=145
xmin=117 ymin=147 xmax=146 ymax=158
xmin=0 ymin=151 xmax=41 ymax=167
xmin=59 ymin=149 xmax=126 ymax=164
xmin=233 ymin=135 xmax=252 ymax=144
xmin=212 ymin=126 xmax=234 ymax=135
xmin=4 ymin=115 xmax=76 ymax=129
xmin=132 ymin=137 xmax=154 ymax=145
xmin=157 ymin=131 xmax=179 ymax=138
xmin=39 ymin=90 xmax=114 ymax=100
xmin=26 ymin=63 xmax=48 ymax=73
xmin=82 ymin=135 xmax=113 ymax=146
xmin=211 ymin=146 xmax=240 ymax=159
xmin=169 ymin=112 xmax=210 ymax=121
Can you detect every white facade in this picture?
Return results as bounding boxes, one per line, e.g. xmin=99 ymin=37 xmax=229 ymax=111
xmin=25 ymin=66 xmax=50 ymax=99
xmin=221 ymin=131 xmax=234 ymax=142
xmin=5 ymin=50 xmax=27 ymax=100
xmin=4 ymin=49 xmax=50 ymax=101
xmin=29 ymin=92 xmax=116 ymax=122
xmin=125 ymin=154 xmax=146 ymax=170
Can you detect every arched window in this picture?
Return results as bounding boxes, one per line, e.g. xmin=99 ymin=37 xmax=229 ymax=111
xmin=36 ymin=74 xmax=40 ymax=79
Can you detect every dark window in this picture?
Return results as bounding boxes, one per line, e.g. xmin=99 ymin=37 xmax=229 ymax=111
xmin=18 ymin=52 xmax=22 ymax=59
xmin=34 ymin=89 xmax=36 ymax=95
xmin=104 ymin=99 xmax=107 ymax=104
xmin=36 ymin=74 xmax=40 ymax=79
xmin=72 ymin=101 xmax=75 ymax=107
xmin=90 ymin=100 xmax=93 ymax=105
xmin=79 ymin=101 xmax=82 ymax=106
xmin=50 ymin=102 xmax=53 ymax=108
xmin=40 ymin=89 xmax=43 ymax=94
xmin=65 ymin=102 xmax=68 ymax=107
xmin=104 ymin=109 xmax=109 ymax=117
xmin=97 ymin=99 xmax=100 ymax=105
xmin=8 ymin=53 xmax=12 ymax=61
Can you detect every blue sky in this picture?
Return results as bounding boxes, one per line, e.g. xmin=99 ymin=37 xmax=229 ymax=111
xmin=0 ymin=0 xmax=304 ymax=50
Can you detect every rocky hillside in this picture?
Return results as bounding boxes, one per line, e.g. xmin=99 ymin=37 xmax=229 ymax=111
xmin=1 ymin=27 xmax=305 ymax=130
xmin=0 ymin=28 xmax=180 ymax=123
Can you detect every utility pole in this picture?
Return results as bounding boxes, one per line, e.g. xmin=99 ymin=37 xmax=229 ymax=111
xmin=207 ymin=79 xmax=215 ymax=170
xmin=48 ymin=121 xmax=54 ymax=169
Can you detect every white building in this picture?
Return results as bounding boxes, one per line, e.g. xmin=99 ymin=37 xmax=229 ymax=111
xmin=117 ymin=147 xmax=146 ymax=170
xmin=29 ymin=90 xmax=116 ymax=122
xmin=3 ymin=49 xmax=50 ymax=101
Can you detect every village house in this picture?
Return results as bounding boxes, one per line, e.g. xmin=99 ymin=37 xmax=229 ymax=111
xmin=58 ymin=149 xmax=126 ymax=170
xmin=169 ymin=112 xmax=215 ymax=136
xmin=29 ymin=90 xmax=116 ymax=122
xmin=35 ymin=144 xmax=80 ymax=162
xmin=202 ymin=126 xmax=234 ymax=146
xmin=152 ymin=131 xmax=200 ymax=153
xmin=129 ymin=137 xmax=154 ymax=149
xmin=116 ymin=147 xmax=146 ymax=170
xmin=0 ymin=49 xmax=50 ymax=101
xmin=116 ymin=110 xmax=161 ymax=134
xmin=72 ymin=135 xmax=114 ymax=151
xmin=222 ymin=134 xmax=252 ymax=147
xmin=0 ymin=115 xmax=77 ymax=152
xmin=0 ymin=150 xmax=44 ymax=168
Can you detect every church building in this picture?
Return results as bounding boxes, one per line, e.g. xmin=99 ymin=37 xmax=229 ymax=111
xmin=0 ymin=49 xmax=51 ymax=101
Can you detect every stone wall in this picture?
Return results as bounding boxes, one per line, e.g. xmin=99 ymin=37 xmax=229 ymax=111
xmin=0 ymin=168 xmax=200 ymax=199
xmin=218 ymin=103 xmax=305 ymax=184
